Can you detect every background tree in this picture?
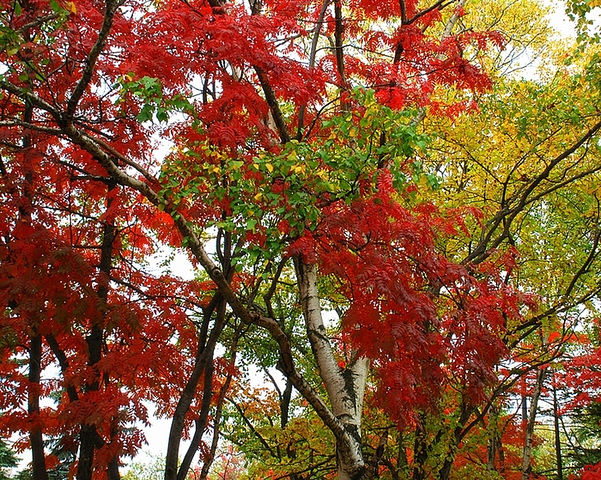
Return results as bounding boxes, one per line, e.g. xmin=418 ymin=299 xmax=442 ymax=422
xmin=0 ymin=440 xmax=18 ymax=480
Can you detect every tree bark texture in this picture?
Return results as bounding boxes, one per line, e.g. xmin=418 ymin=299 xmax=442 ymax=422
xmin=295 ymin=260 xmax=369 ymax=480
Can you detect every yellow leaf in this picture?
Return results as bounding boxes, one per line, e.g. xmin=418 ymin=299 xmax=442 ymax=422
xmin=316 ymin=168 xmax=328 ymax=179
xmin=67 ymin=1 xmax=76 ymax=13
xmin=265 ymin=163 xmax=273 ymax=173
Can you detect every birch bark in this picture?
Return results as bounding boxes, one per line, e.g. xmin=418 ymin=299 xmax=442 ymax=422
xmin=295 ymin=259 xmax=369 ymax=480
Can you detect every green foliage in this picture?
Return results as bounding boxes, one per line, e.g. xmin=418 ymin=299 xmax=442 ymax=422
xmin=0 ymin=440 xmax=17 ymax=480
xmin=117 ymin=75 xmax=194 ymax=123
xmin=567 ymin=402 xmax=601 ymax=469
xmin=566 ymin=0 xmax=601 ymax=42
xmin=159 ymin=87 xmax=430 ymax=270
xmin=123 ymin=454 xmax=165 ymax=480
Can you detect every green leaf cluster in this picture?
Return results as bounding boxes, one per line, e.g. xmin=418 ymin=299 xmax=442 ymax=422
xmin=117 ymin=75 xmax=193 ymax=123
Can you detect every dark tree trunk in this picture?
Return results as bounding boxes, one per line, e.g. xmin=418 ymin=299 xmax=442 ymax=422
xmin=411 ymin=424 xmax=428 ymax=480
xmin=553 ymin=382 xmax=563 ymax=480
xmin=77 ymin=185 xmax=118 ymax=480
xmin=29 ymin=334 xmax=49 ymax=480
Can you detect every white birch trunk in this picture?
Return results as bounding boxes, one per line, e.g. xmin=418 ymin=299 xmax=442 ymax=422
xmin=295 ymin=260 xmax=369 ymax=480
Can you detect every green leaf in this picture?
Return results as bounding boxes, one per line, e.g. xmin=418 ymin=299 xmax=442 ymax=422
xmin=137 ymin=104 xmax=154 ymax=123
xmin=156 ymin=107 xmax=169 ymax=122
xmin=246 ymin=218 xmax=257 ymax=231
xmin=49 ymin=0 xmax=62 ymax=12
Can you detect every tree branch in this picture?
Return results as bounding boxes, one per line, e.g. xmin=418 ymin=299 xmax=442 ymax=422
xmin=66 ymin=0 xmax=121 ymax=118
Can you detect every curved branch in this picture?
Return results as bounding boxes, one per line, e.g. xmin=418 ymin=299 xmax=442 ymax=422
xmin=465 ymin=118 xmax=601 ymax=265
xmin=254 ymin=66 xmax=291 ymax=143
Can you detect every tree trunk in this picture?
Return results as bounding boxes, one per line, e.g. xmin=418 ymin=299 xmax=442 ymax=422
xmin=487 ymin=404 xmax=502 ymax=473
xmin=280 ymin=380 xmax=293 ymax=429
xmin=436 ymin=403 xmax=473 ymax=480
xmin=553 ymin=380 xmax=563 ymax=480
xmin=22 ymin=76 xmax=48 ymax=480
xmin=78 ymin=185 xmax=118 ymax=480
xmin=522 ymin=367 xmax=546 ymax=480
xmin=165 ymin=295 xmax=225 ymax=480
xmin=295 ymin=260 xmax=368 ymax=480
xmin=176 ymin=299 xmax=228 ymax=480
xmin=411 ymin=423 xmax=429 ymax=480
xmin=29 ymin=333 xmax=49 ymax=480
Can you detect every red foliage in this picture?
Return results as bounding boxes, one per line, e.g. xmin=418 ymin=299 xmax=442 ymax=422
xmin=0 ymin=135 xmax=214 ymax=473
xmin=0 ymin=0 xmax=510 ymax=473
xmin=291 ymin=170 xmax=532 ymax=424
xmin=580 ymin=463 xmax=601 ymax=480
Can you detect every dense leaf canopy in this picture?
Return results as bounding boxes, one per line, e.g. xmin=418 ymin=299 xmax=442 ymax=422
xmin=1 ymin=0 xmax=601 ymax=479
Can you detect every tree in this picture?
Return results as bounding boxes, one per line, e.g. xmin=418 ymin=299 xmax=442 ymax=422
xmin=2 ymin=0 xmax=601 ymax=479
xmin=0 ymin=440 xmax=18 ymax=480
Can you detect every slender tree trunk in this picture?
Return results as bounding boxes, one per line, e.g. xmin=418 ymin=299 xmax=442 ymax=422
xmin=29 ymin=333 xmax=49 ymax=480
xmin=397 ymin=432 xmax=409 ymax=479
xmin=165 ymin=295 xmax=224 ymax=480
xmin=487 ymin=404 xmax=501 ymax=472
xmin=411 ymin=423 xmax=429 ymax=480
xmin=280 ymin=380 xmax=293 ymax=429
xmin=21 ymin=71 xmax=48 ymax=480
xmin=522 ymin=367 xmax=546 ymax=480
xmin=176 ymin=300 xmax=228 ymax=480
xmin=553 ymin=381 xmax=563 ymax=480
xmin=333 ymin=0 xmax=347 ymax=90
xmin=437 ymin=407 xmax=472 ymax=480
xmin=77 ymin=319 xmax=104 ymax=480
xmin=295 ymin=260 xmax=368 ymax=480
xmin=167 ymin=228 xmax=234 ymax=480
xmin=77 ymin=184 xmax=118 ymax=480
xmin=199 ymin=329 xmax=240 ymax=480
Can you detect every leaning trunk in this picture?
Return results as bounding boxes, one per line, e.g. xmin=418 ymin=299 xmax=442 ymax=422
xmin=295 ymin=259 xmax=369 ymax=480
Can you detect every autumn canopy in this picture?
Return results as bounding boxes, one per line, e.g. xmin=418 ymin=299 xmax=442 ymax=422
xmin=2 ymin=0 xmax=601 ymax=479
